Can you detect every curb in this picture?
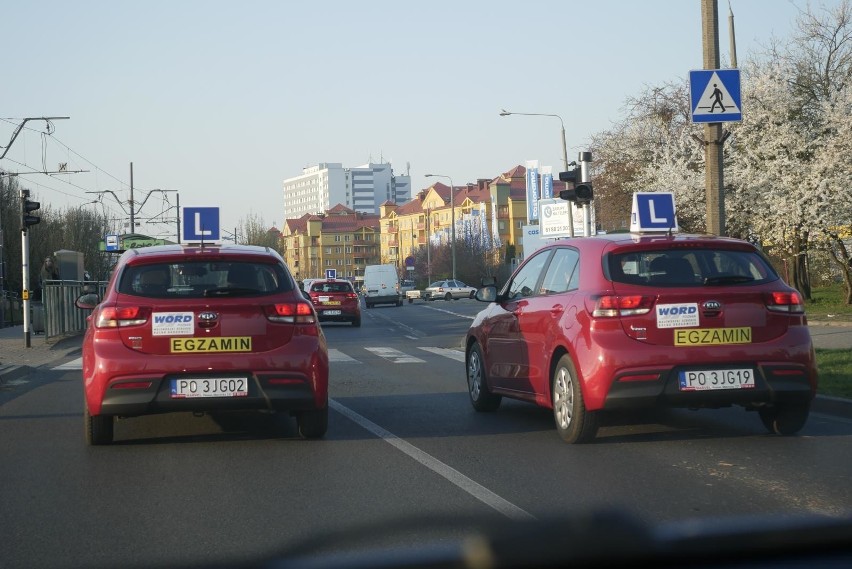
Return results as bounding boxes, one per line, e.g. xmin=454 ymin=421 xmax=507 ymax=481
xmin=812 ymin=394 xmax=852 ymax=418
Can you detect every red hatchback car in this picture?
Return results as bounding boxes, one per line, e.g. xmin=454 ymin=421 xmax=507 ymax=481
xmin=465 ymin=232 xmax=818 ymax=443
xmin=307 ymin=279 xmax=361 ymax=326
xmin=76 ymin=244 xmax=329 ymax=445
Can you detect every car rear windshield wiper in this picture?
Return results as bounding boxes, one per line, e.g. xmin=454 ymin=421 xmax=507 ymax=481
xmin=704 ymin=275 xmax=755 ymax=285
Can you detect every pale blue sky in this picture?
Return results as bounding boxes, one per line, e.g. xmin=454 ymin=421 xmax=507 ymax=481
xmin=1 ymin=0 xmax=832 ymax=238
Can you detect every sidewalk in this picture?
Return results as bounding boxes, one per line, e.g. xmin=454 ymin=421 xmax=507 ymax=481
xmin=0 ymin=325 xmax=83 ymax=383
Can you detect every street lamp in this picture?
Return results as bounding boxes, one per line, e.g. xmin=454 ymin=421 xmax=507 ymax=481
xmin=499 ymin=109 xmax=574 ymax=237
xmin=424 ymin=173 xmax=456 ymax=281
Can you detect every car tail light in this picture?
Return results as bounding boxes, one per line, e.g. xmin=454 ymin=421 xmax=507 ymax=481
xmin=95 ymin=306 xmax=148 ymax=328
xmin=346 ymin=292 xmax=358 ymax=300
xmin=591 ymin=295 xmax=654 ymax=318
xmin=764 ymin=291 xmax=805 ymax=313
xmin=266 ymin=302 xmax=317 ymax=324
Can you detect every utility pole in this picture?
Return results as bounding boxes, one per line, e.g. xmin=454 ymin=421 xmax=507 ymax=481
xmin=129 ymin=162 xmax=135 ymax=231
xmin=702 ymin=0 xmax=726 ymax=236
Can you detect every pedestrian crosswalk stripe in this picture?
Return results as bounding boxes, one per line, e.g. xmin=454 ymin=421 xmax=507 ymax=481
xmin=54 ymin=357 xmax=82 ymax=370
xmin=364 ymin=347 xmax=425 ymax=363
xmin=329 ymin=348 xmax=359 ymax=363
xmin=418 ymin=347 xmax=465 ymax=362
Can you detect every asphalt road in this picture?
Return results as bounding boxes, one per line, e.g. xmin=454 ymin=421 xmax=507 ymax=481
xmin=1 ymin=299 xmax=851 ymax=568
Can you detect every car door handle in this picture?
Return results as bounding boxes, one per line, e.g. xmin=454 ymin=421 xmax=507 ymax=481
xmin=550 ymin=304 xmax=564 ymax=316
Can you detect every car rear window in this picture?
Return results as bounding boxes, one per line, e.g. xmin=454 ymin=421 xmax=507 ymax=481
xmin=606 ymin=248 xmax=777 ymax=287
xmin=311 ymin=282 xmax=353 ymax=293
xmin=118 ymin=261 xmax=292 ymax=298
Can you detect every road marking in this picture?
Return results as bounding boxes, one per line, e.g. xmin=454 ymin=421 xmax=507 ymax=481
xmin=419 ymin=346 xmax=465 ymax=362
xmin=328 ymin=349 xmax=359 ymax=363
xmin=422 ymin=305 xmax=476 ymax=320
xmin=364 ymin=347 xmax=425 ymax=363
xmin=54 ymin=358 xmax=82 ymax=370
xmin=329 ymin=398 xmax=535 ymax=521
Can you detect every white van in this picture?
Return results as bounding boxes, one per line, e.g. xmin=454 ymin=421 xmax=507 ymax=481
xmin=363 ymin=264 xmax=402 ymax=308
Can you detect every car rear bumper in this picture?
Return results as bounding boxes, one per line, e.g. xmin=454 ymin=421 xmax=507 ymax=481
xmin=84 ymin=336 xmax=329 ymax=416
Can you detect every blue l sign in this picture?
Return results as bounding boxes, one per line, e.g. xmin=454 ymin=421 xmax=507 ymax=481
xmin=629 ymin=192 xmax=678 ymax=233
xmin=183 ymin=207 xmax=220 ymax=242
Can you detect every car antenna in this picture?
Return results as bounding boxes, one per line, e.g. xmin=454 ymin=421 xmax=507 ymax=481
xmin=667 ymin=218 xmax=675 ymax=237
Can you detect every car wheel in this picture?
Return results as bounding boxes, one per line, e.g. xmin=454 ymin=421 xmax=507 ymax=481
xmin=552 ymin=354 xmax=598 ymax=444
xmin=397 ymin=299 xmax=403 ymax=307
xmin=758 ymin=402 xmax=810 ymax=435
xmin=85 ymin=406 xmax=114 ymax=445
xmin=469 ymin=290 xmax=475 ymax=299
xmin=445 ymin=292 xmax=452 ymax=301
xmin=466 ymin=343 xmax=501 ymax=412
xmin=352 ymin=317 xmax=361 ymax=327
xmin=297 ymin=406 xmax=328 ymax=439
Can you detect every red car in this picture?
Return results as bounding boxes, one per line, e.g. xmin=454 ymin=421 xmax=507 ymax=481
xmin=75 ymin=244 xmax=329 ymax=445
xmin=465 ymin=232 xmax=818 ymax=443
xmin=307 ymin=279 xmax=361 ymax=327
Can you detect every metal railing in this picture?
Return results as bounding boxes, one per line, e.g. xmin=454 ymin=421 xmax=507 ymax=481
xmin=40 ymin=280 xmax=109 ymax=341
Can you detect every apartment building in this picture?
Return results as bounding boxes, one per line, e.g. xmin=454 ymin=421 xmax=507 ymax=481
xmin=282 ymin=162 xmax=411 ymax=220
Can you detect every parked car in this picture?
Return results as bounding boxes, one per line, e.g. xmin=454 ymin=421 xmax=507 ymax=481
xmin=306 ymin=278 xmax=361 ymax=327
xmin=74 ymin=243 xmax=329 ymax=445
xmin=465 ymin=232 xmax=818 ymax=444
xmin=424 ymin=279 xmax=477 ymax=301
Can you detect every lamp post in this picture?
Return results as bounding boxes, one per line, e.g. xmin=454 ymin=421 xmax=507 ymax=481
xmin=499 ymin=109 xmax=574 ymax=237
xmin=424 ymin=173 xmax=456 ymax=281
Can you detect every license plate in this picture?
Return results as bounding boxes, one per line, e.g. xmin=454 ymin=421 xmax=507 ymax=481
xmin=322 ymin=301 xmax=341 ymax=306
xmin=170 ymin=378 xmax=248 ymax=398
xmin=678 ymin=369 xmax=755 ymax=391
xmin=323 ymin=310 xmax=342 ymax=316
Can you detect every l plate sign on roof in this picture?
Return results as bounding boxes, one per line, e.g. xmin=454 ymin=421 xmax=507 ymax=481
xmin=630 ymin=192 xmax=678 ymax=233
xmin=689 ymin=69 xmax=742 ymax=123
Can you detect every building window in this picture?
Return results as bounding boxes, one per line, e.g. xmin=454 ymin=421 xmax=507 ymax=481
xmin=325 ymin=247 xmax=331 ymax=254
xmin=499 ymin=221 xmax=505 ymax=230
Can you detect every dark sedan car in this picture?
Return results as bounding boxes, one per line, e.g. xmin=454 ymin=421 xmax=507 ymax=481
xmin=75 ymin=243 xmax=329 ymax=445
xmin=465 ymin=232 xmax=818 ymax=443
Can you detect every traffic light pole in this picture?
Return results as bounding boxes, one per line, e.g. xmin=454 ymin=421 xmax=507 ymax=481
xmin=579 ymin=152 xmax=593 ymax=237
xmin=20 ymin=191 xmax=33 ymax=347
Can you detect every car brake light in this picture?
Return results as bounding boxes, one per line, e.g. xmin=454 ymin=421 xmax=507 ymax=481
xmin=266 ymin=302 xmax=317 ymax=324
xmin=764 ymin=291 xmax=805 ymax=313
xmin=591 ymin=295 xmax=654 ymax=318
xmin=346 ymin=292 xmax=358 ymax=299
xmin=95 ymin=306 xmax=148 ymax=328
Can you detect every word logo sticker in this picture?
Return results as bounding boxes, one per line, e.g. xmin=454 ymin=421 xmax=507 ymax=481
xmin=152 ymin=312 xmax=194 ymax=336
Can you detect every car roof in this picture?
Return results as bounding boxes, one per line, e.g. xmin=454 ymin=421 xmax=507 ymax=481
xmin=117 ymin=243 xmax=285 ymax=265
xmin=542 ymin=232 xmax=759 ymax=254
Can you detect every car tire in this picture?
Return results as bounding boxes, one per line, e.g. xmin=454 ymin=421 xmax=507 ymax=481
xmin=552 ymin=354 xmax=598 ymax=444
xmin=469 ymin=290 xmax=475 ymax=299
xmin=466 ymin=343 xmax=501 ymax=412
xmin=85 ymin=406 xmax=114 ymax=445
xmin=297 ymin=406 xmax=328 ymax=439
xmin=758 ymin=402 xmax=810 ymax=435
xmin=444 ymin=292 xmax=452 ymax=301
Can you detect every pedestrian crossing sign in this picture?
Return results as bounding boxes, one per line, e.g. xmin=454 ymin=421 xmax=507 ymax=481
xmin=689 ymin=69 xmax=742 ymax=123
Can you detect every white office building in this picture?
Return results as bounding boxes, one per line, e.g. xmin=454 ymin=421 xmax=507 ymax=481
xmin=282 ymin=162 xmax=411 ymax=220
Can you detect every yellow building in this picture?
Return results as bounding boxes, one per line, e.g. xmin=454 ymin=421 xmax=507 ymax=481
xmin=281 ymin=204 xmax=381 ymax=284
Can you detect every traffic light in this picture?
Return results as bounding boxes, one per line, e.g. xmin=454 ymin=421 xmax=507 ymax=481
xmin=21 ymin=190 xmax=41 ymax=228
xmin=559 ymin=182 xmax=594 ymax=204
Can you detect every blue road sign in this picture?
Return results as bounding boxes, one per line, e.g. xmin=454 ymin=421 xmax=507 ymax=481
xmin=630 ymin=192 xmax=678 ymax=233
xmin=105 ymin=234 xmax=120 ymax=251
xmin=325 ymin=268 xmax=337 ymax=280
xmin=689 ymin=69 xmax=742 ymax=123
xmin=182 ymin=207 xmax=220 ymax=242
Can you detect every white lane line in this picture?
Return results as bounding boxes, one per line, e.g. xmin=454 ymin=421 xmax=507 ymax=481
xmin=422 ymin=305 xmax=476 ymax=320
xmin=419 ymin=347 xmax=465 ymax=362
xmin=329 ymin=349 xmax=359 ymax=363
xmin=364 ymin=347 xmax=425 ymax=363
xmin=329 ymin=398 xmax=535 ymax=521
xmin=53 ymin=357 xmax=82 ymax=370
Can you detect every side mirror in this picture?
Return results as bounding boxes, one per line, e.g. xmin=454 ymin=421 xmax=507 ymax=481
xmin=75 ymin=293 xmax=100 ymax=310
xmin=475 ymin=285 xmax=497 ymax=302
